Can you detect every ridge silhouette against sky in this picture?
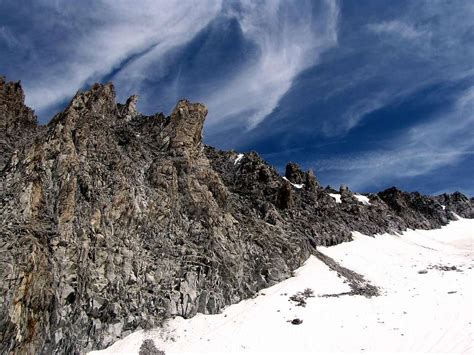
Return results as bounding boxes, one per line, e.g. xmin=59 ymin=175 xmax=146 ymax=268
xmin=1 ymin=0 xmax=473 ymax=195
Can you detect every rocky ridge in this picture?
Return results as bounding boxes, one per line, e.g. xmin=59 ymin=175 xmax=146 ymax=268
xmin=1 ymin=76 xmax=472 ymax=354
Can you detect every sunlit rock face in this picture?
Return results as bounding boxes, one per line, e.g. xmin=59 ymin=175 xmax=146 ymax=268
xmin=1 ymin=77 xmax=471 ymax=354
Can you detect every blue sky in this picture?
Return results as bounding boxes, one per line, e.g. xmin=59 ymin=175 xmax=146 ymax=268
xmin=1 ymin=0 xmax=473 ymax=195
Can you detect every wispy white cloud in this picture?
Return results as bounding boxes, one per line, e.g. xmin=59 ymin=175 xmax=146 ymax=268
xmin=367 ymin=20 xmax=430 ymax=40
xmin=16 ymin=0 xmax=339 ymax=130
xmin=22 ymin=0 xmax=222 ymax=115
xmin=318 ymin=1 xmax=474 ymax=137
xmin=0 ymin=26 xmax=22 ymax=49
xmin=323 ymin=92 xmax=388 ymax=136
xmin=204 ymin=0 xmax=339 ymax=129
xmin=110 ymin=0 xmax=340 ymax=130
xmin=313 ymin=86 xmax=474 ymax=190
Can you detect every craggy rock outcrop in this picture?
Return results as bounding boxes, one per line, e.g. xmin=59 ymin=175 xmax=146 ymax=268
xmin=285 ymin=162 xmax=319 ymax=192
xmin=0 ymin=77 xmax=472 ymax=354
xmin=433 ymin=192 xmax=474 ymax=218
xmin=0 ymin=77 xmax=39 ymax=170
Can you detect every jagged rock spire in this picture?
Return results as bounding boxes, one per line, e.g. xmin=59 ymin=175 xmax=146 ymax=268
xmin=0 ymin=77 xmax=38 ymax=170
xmin=165 ymin=99 xmax=208 ymax=152
xmin=118 ymin=95 xmax=139 ymax=121
xmin=0 ymin=76 xmax=37 ymax=131
xmin=285 ymin=162 xmax=320 ymax=191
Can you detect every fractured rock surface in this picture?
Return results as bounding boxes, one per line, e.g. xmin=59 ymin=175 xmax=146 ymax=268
xmin=0 ymin=76 xmax=472 ymax=354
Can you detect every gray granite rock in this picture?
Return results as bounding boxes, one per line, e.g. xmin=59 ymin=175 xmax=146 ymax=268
xmin=0 ymin=77 xmax=471 ymax=354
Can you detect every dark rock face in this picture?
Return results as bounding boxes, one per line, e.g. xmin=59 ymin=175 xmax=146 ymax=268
xmin=139 ymin=339 xmax=165 ymax=355
xmin=285 ymin=162 xmax=319 ymax=192
xmin=0 ymin=77 xmax=39 ymax=171
xmin=433 ymin=192 xmax=474 ymax=219
xmin=0 ymin=77 xmax=472 ymax=354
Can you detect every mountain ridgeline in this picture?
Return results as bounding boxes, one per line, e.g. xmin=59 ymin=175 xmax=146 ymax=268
xmin=1 ymin=76 xmax=472 ymax=354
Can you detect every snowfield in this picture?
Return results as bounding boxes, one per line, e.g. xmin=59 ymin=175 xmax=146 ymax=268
xmin=90 ymin=217 xmax=474 ymax=354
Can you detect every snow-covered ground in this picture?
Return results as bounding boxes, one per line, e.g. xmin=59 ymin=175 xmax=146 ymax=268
xmin=90 ymin=218 xmax=474 ymax=354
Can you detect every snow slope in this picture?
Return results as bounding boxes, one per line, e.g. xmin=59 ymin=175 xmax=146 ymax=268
xmin=90 ymin=218 xmax=474 ymax=354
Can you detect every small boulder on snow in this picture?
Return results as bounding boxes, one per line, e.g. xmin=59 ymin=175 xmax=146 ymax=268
xmin=290 ymin=318 xmax=303 ymax=325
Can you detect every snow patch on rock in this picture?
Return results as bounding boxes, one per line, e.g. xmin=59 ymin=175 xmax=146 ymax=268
xmin=354 ymin=194 xmax=371 ymax=205
xmin=234 ymin=153 xmax=244 ymax=165
xmin=282 ymin=176 xmax=304 ymax=189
